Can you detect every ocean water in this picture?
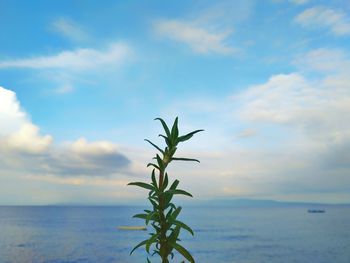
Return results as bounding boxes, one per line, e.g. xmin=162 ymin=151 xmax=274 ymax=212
xmin=0 ymin=205 xmax=349 ymax=263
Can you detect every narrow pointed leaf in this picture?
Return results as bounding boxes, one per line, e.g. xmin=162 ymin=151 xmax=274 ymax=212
xmin=166 ymin=207 xmax=174 ymax=220
xmin=166 ymin=189 xmax=193 ymax=197
xmin=173 ymin=220 xmax=194 ymax=236
xmin=146 ymin=211 xmax=158 ymax=225
xmin=130 ymin=239 xmax=148 ymax=255
xmin=172 ymin=157 xmax=200 ymax=163
xmin=155 ymin=118 xmax=171 ymax=137
xmin=156 ymin=154 xmax=164 ymax=171
xmin=177 ymin=129 xmax=204 ymax=143
xmin=151 ymin=169 xmax=157 ymax=188
xmin=162 ymin=172 xmax=169 ymax=190
xmin=168 ymin=225 xmax=181 ymax=243
xmin=169 ymin=179 xmax=179 ymax=190
xmin=147 ymin=163 xmax=160 ymax=170
xmin=171 ymin=117 xmax=179 ymax=143
xmin=128 ymin=182 xmax=155 ymax=191
xmin=148 ymin=197 xmax=158 ymax=209
xmin=172 ymin=206 xmax=182 ymax=219
xmin=158 ymin=134 xmax=171 ymax=147
xmin=133 ymin=213 xmax=148 ymax=219
xmin=146 ymin=233 xmax=159 ymax=253
xmin=145 ymin=139 xmax=164 ymax=154
xmin=171 ymin=242 xmax=195 ymax=263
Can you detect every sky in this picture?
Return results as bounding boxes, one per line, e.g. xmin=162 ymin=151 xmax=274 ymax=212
xmin=1 ymin=0 xmax=350 ymax=205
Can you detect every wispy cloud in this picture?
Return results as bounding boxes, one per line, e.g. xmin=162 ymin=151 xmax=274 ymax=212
xmin=0 ymin=42 xmax=133 ymax=94
xmin=289 ymin=0 xmax=309 ymax=5
xmin=237 ymin=128 xmax=258 ymax=138
xmin=154 ymin=19 xmax=235 ymax=55
xmin=294 ymin=6 xmax=350 ymax=36
xmin=0 ymin=42 xmax=132 ymax=71
xmin=51 ymin=17 xmax=90 ymax=42
xmin=293 ymin=48 xmax=350 ymax=73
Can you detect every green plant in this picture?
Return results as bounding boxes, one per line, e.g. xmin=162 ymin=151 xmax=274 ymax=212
xmin=128 ymin=117 xmax=203 ymax=263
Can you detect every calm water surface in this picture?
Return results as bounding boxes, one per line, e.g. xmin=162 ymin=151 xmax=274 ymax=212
xmin=0 ymin=205 xmax=349 ymax=263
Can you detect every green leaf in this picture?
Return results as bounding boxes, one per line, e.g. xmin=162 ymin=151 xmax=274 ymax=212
xmin=159 ymin=134 xmax=171 ymax=147
xmin=145 ymin=139 xmax=164 ymax=154
xmin=172 ymin=157 xmax=200 ymax=163
xmin=147 ymin=163 xmax=160 ymax=170
xmin=171 ymin=117 xmax=179 ymax=143
xmin=171 ymin=242 xmax=195 ymax=263
xmin=166 ymin=189 xmax=193 ymax=197
xmin=164 ymin=197 xmax=175 ymax=209
xmin=171 ymin=206 xmax=182 ymax=221
xmin=146 ymin=211 xmax=158 ymax=225
xmin=128 ymin=182 xmax=155 ymax=191
xmin=169 ymin=179 xmax=179 ymax=190
xmin=151 ymin=222 xmax=160 ymax=232
xmin=148 ymin=197 xmax=158 ymax=209
xmin=156 ymin=154 xmax=164 ymax=171
xmin=173 ymin=220 xmax=194 ymax=236
xmin=168 ymin=225 xmax=181 ymax=243
xmin=147 ymin=258 xmax=151 ymax=263
xmin=151 ymin=169 xmax=157 ymax=188
xmin=148 ymin=190 xmax=155 ymax=197
xmin=162 ymin=172 xmax=169 ymax=190
xmin=146 ymin=233 xmax=159 ymax=253
xmin=163 ymin=180 xmax=180 ymax=205
xmin=166 ymin=207 xmax=174 ymax=220
xmin=177 ymin=129 xmax=204 ymax=143
xmin=130 ymin=239 xmax=148 ymax=255
xmin=133 ymin=213 xmax=148 ymax=220
xmin=155 ymin=118 xmax=171 ymax=138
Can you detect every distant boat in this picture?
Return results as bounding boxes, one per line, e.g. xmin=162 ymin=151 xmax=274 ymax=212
xmin=308 ymin=209 xmax=325 ymax=213
xmin=118 ymin=226 xmax=147 ymax=230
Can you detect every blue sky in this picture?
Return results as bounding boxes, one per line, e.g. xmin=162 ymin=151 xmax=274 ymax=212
xmin=1 ymin=0 xmax=350 ymax=205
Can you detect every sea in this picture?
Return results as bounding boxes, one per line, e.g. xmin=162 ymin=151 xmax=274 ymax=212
xmin=0 ymin=204 xmax=349 ymax=263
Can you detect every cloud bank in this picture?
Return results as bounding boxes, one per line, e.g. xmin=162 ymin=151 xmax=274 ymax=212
xmin=0 ymin=86 xmax=131 ymax=179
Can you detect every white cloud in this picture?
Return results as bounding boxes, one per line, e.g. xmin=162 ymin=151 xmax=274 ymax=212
xmin=46 ymin=138 xmax=130 ymax=177
xmin=154 ymin=19 xmax=235 ymax=55
xmin=238 ymin=72 xmax=350 ymax=143
xmin=6 ymin=123 xmax=52 ymax=154
xmin=0 ymin=86 xmax=132 ymax=179
xmin=238 ymin=49 xmax=350 ymax=139
xmin=0 ymin=86 xmax=52 ymax=154
xmin=52 ymin=17 xmax=89 ymax=42
xmin=0 ymin=42 xmax=132 ymax=71
xmin=0 ymin=87 xmax=27 ymax=134
xmin=206 ymin=48 xmax=350 ymax=202
xmin=70 ymin=137 xmax=118 ymax=155
xmin=294 ymin=6 xmax=350 ymax=36
xmin=293 ymin=48 xmax=350 ymax=73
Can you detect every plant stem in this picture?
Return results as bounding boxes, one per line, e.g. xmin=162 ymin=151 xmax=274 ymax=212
xmin=158 ymin=169 xmax=169 ymax=263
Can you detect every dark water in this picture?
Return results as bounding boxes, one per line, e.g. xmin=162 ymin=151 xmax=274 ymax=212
xmin=0 ymin=205 xmax=349 ymax=263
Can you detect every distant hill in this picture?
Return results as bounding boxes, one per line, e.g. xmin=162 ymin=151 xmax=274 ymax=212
xmin=183 ymin=198 xmax=350 ymax=207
